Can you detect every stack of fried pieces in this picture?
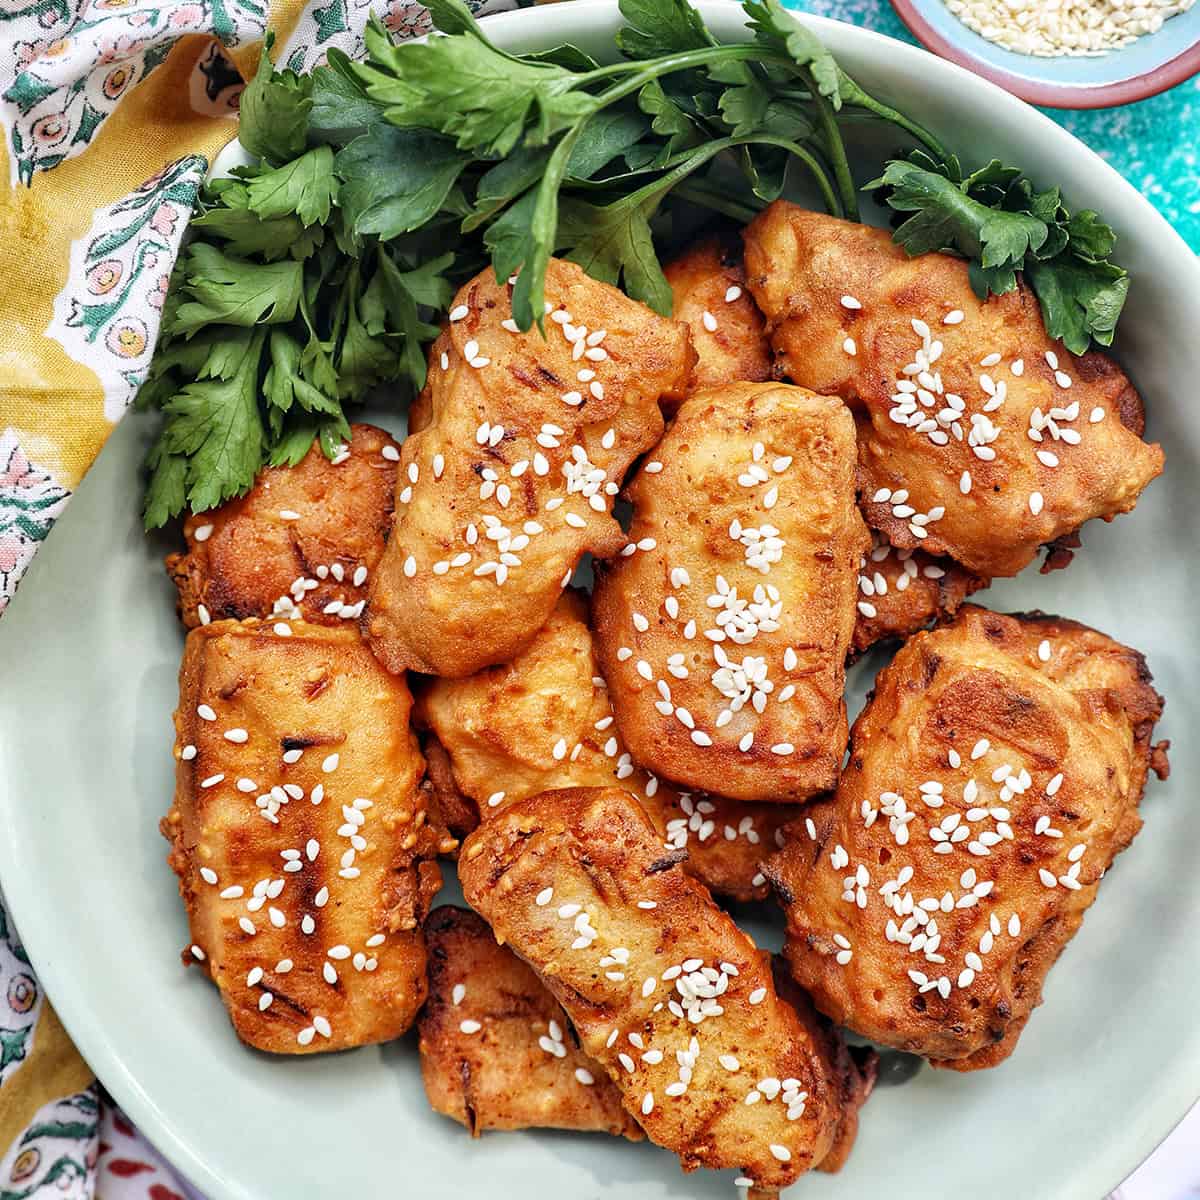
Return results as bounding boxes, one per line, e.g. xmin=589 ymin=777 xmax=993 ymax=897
xmin=160 ymin=207 xmax=1169 ymax=1193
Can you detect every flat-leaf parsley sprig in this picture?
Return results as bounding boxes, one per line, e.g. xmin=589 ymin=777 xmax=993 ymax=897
xmin=138 ymin=0 xmax=1129 ymax=528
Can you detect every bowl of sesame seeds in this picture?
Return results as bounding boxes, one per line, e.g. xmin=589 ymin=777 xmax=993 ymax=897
xmin=889 ymin=0 xmax=1200 ymax=106
xmin=1 ymin=2 xmax=1199 ymax=1199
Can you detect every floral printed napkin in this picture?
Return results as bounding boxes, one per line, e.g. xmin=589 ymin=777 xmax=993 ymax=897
xmin=0 ymin=0 xmax=1194 ymax=1196
xmin=0 ymin=1 xmax=515 ymax=1194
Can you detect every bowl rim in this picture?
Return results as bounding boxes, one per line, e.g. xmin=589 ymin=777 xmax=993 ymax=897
xmin=888 ymin=0 xmax=1200 ymax=108
xmin=3 ymin=5 xmax=1199 ymax=1200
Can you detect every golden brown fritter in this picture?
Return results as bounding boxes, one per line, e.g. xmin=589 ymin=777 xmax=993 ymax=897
xmin=458 ymin=787 xmax=860 ymax=1190
xmin=664 ymin=234 xmax=771 ymax=394
xmin=764 ymin=605 xmax=1168 ymax=1071
xmin=592 ymin=382 xmax=869 ymax=802
xmin=742 ymin=204 xmax=1164 ymax=578
xmin=419 ymin=906 xmax=642 ymax=1139
xmin=772 ymin=960 xmax=879 ymax=1174
xmin=166 ymin=423 xmax=399 ymax=629
xmin=418 ymin=735 xmax=478 ymax=850
xmin=363 ymin=259 xmax=694 ymax=678
xmin=851 ymin=531 xmax=987 ymax=657
xmin=416 ymin=592 xmax=798 ymax=900
xmin=162 ymin=619 xmax=442 ymax=1053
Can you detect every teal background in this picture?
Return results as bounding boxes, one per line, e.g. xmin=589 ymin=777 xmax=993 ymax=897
xmin=785 ymin=0 xmax=1200 ymax=250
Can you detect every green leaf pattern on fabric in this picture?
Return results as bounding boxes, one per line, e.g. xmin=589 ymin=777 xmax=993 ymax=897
xmin=0 ymin=0 xmax=266 ymax=184
xmin=46 ymin=155 xmax=206 ymax=423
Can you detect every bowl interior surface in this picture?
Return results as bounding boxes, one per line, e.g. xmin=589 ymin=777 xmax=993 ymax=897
xmin=0 ymin=5 xmax=1197 ymax=1199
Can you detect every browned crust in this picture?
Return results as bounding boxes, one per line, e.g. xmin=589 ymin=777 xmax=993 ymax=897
xmin=766 ymin=605 xmax=1166 ymax=1070
xmin=163 ymin=619 xmax=442 ymax=1053
xmin=418 ymin=733 xmax=480 ymax=850
xmin=743 ymin=203 xmax=1164 ymax=579
xmin=850 ymin=532 xmax=988 ymax=658
xmin=363 ymin=258 xmax=695 ymax=678
xmin=419 ymin=906 xmax=642 ymax=1138
xmin=458 ymin=786 xmax=852 ymax=1190
xmin=664 ymin=233 xmax=771 ymax=398
xmin=166 ymin=423 xmax=399 ymax=629
xmin=592 ymin=381 xmax=868 ymax=801
xmin=416 ymin=592 xmax=799 ymax=900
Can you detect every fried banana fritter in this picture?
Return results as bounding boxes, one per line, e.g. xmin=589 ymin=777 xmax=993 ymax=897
xmin=772 ymin=960 xmax=879 ymax=1174
xmin=664 ymin=235 xmax=771 ymax=393
xmin=419 ymin=734 xmax=478 ymax=849
xmin=765 ymin=605 xmax=1168 ymax=1071
xmin=167 ymin=423 xmax=399 ymax=629
xmin=742 ymin=204 xmax=1164 ymax=578
xmin=364 ymin=259 xmax=694 ymax=678
xmin=592 ymin=382 xmax=868 ymax=802
xmin=851 ymin=531 xmax=987 ymax=657
xmin=419 ymin=906 xmax=641 ymax=1138
xmin=162 ymin=620 xmax=443 ymax=1053
xmin=459 ymin=787 xmax=865 ymax=1190
xmin=416 ymin=593 xmax=798 ymax=900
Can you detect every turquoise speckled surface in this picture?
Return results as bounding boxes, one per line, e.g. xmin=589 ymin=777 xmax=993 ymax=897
xmin=786 ymin=0 xmax=1200 ymax=250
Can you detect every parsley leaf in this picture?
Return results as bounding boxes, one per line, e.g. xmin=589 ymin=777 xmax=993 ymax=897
xmin=616 ymin=0 xmax=716 ymax=59
xmin=742 ymin=0 xmax=841 ymax=108
xmin=353 ymin=15 xmax=595 ymax=157
xmin=335 ymin=126 xmax=468 ymax=239
xmin=161 ymin=331 xmax=266 ymax=513
xmin=308 ymin=49 xmax=386 ymax=146
xmin=245 ymin=146 xmax=339 ymax=226
xmin=170 ymin=245 xmax=303 ymax=335
xmin=873 ymin=154 xmax=1128 ymax=352
xmin=239 ymin=34 xmax=312 ymax=166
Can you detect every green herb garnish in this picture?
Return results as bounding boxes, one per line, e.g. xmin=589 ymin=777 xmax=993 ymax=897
xmin=139 ymin=0 xmax=1128 ymax=528
xmin=869 ymin=151 xmax=1127 ymax=353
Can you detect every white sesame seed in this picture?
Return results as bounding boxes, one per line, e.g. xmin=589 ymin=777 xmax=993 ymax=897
xmin=196 ymin=704 xmax=216 ymax=722
xmin=459 ymin=1019 xmax=481 ymax=1034
xmin=943 ymin=310 xmax=964 ymax=325
xmin=748 ymin=987 xmax=767 ymax=1005
xmin=840 ymin=295 xmax=862 ymax=310
xmin=843 ymin=336 xmax=857 ymax=356
xmin=769 ymin=1145 xmax=791 ymax=1163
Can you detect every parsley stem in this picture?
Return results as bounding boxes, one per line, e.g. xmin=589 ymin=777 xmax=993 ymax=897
xmin=801 ymin=67 xmax=858 ymax=222
xmin=576 ymin=44 xmax=785 ymax=89
xmin=836 ymin=71 xmax=951 ymax=166
xmin=672 ymin=179 xmax=762 ymax=225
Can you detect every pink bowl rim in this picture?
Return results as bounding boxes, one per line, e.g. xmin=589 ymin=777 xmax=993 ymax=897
xmin=889 ymin=0 xmax=1200 ymax=109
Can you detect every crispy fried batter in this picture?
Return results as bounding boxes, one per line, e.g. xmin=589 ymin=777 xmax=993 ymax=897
xmin=852 ymin=532 xmax=987 ymax=657
xmin=363 ymin=259 xmax=694 ymax=678
xmin=592 ymin=382 xmax=868 ymax=802
xmin=166 ymin=424 xmax=399 ymax=628
xmin=765 ymin=605 xmax=1167 ymax=1070
xmin=664 ymin=234 xmax=771 ymax=394
xmin=459 ymin=787 xmax=861 ymax=1190
xmin=772 ymin=960 xmax=878 ymax=1173
xmin=419 ymin=906 xmax=641 ymax=1138
xmin=161 ymin=620 xmax=442 ymax=1053
xmin=419 ymin=734 xmax=479 ymax=849
xmin=742 ymin=204 xmax=1164 ymax=578
xmin=416 ymin=593 xmax=798 ymax=899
